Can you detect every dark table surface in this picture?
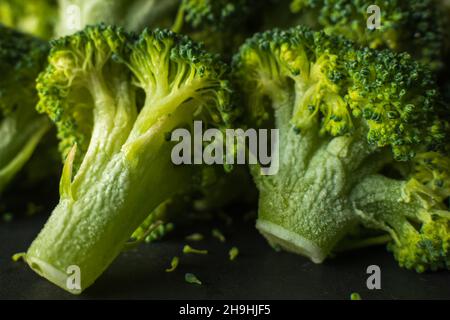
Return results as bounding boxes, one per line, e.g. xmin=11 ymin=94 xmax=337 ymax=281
xmin=1 ymin=212 xmax=450 ymax=300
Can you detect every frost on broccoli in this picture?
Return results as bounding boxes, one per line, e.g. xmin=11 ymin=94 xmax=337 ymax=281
xmin=233 ymin=27 xmax=449 ymax=270
xmin=289 ymin=0 xmax=447 ymax=70
xmin=0 ymin=24 xmax=51 ymax=195
xmin=0 ymin=0 xmax=57 ymax=39
xmin=25 ymin=25 xmax=236 ymax=293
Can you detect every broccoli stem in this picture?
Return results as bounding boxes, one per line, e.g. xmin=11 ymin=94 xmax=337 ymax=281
xmin=0 ymin=105 xmax=50 ymax=194
xmin=25 ymin=137 xmax=193 ymax=293
xmin=255 ymin=141 xmax=358 ymax=263
xmin=254 ymin=98 xmax=388 ymax=262
xmin=335 ymin=234 xmax=392 ymax=252
xmin=350 ymin=175 xmax=429 ymax=242
xmin=350 ymin=175 xmax=450 ymax=272
xmin=24 ymin=92 xmax=198 ymax=293
xmin=171 ymin=4 xmax=185 ymax=33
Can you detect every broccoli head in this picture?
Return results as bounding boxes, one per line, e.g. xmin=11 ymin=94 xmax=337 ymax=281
xmin=233 ymin=26 xmax=449 ymax=270
xmin=172 ymin=0 xmax=263 ymax=57
xmin=25 ymin=25 xmax=237 ymax=293
xmin=289 ymin=0 xmax=447 ymax=70
xmin=0 ymin=0 xmax=57 ymax=39
xmin=0 ymin=24 xmax=51 ymax=195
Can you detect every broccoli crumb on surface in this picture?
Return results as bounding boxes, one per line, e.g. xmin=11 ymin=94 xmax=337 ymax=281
xmin=350 ymin=293 xmax=362 ymax=300
xmin=165 ymin=257 xmax=180 ymax=273
xmin=212 ymin=228 xmax=226 ymax=243
xmin=2 ymin=213 xmax=13 ymax=223
xmin=183 ymin=245 xmax=209 ymax=255
xmin=229 ymin=247 xmax=239 ymax=261
xmin=11 ymin=253 xmax=25 ymax=262
xmin=185 ymin=233 xmax=205 ymax=242
xmin=185 ymin=273 xmax=202 ymax=285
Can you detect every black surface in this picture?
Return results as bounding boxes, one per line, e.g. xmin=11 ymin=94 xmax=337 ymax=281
xmin=1 ymin=213 xmax=450 ymax=300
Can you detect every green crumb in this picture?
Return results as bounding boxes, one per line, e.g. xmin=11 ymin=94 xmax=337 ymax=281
xmin=2 ymin=213 xmax=13 ymax=223
xmin=212 ymin=228 xmax=226 ymax=242
xmin=350 ymin=293 xmax=362 ymax=300
xmin=12 ymin=253 xmax=25 ymax=262
xmin=183 ymin=245 xmax=208 ymax=255
xmin=185 ymin=233 xmax=204 ymax=242
xmin=165 ymin=256 xmax=180 ymax=273
xmin=144 ymin=222 xmax=174 ymax=243
xmin=185 ymin=273 xmax=202 ymax=285
xmin=229 ymin=247 xmax=239 ymax=261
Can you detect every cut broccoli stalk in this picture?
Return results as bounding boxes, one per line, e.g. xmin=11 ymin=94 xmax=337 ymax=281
xmin=233 ymin=27 xmax=449 ymax=267
xmin=254 ymin=96 xmax=386 ymax=261
xmin=25 ymin=26 xmax=235 ymax=293
xmin=26 ymin=136 xmax=193 ymax=292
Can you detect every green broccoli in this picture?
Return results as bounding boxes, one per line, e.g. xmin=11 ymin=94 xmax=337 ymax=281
xmin=233 ymin=26 xmax=449 ymax=271
xmin=24 ymin=25 xmax=236 ymax=294
xmin=56 ymin=0 xmax=180 ymax=36
xmin=56 ymin=0 xmax=266 ymax=59
xmin=288 ymin=0 xmax=447 ymax=70
xmin=350 ymin=292 xmax=362 ymax=300
xmin=351 ymin=151 xmax=450 ymax=272
xmin=0 ymin=24 xmax=51 ymax=195
xmin=130 ymin=199 xmax=180 ymax=244
xmin=172 ymin=0 xmax=263 ymax=57
xmin=0 ymin=0 xmax=57 ymax=39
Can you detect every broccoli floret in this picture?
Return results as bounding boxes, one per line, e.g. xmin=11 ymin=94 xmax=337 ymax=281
xmin=172 ymin=0 xmax=263 ymax=57
xmin=56 ymin=0 xmax=180 ymax=36
xmin=176 ymin=0 xmax=253 ymax=31
xmin=0 ymin=0 xmax=57 ymax=39
xmin=0 ymin=24 xmax=51 ymax=195
xmin=233 ymin=26 xmax=449 ymax=270
xmin=24 ymin=25 xmax=236 ymax=294
xmin=351 ymin=169 xmax=450 ymax=272
xmin=130 ymin=198 xmax=184 ymax=244
xmin=289 ymin=0 xmax=447 ymax=70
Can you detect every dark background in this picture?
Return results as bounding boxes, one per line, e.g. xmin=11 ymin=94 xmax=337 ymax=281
xmin=1 ymin=212 xmax=450 ymax=300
